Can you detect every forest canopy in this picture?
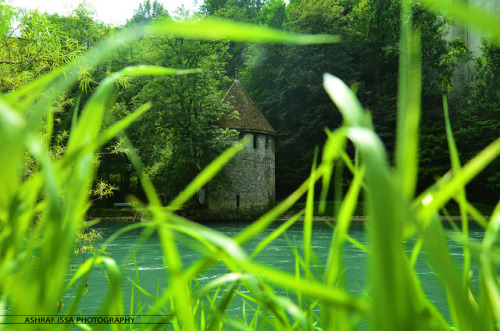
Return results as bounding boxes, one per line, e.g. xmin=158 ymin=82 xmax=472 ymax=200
xmin=1 ymin=0 xmax=499 ymax=205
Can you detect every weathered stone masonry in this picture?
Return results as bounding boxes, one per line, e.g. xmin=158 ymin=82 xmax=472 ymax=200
xmin=207 ymin=80 xmax=277 ymax=219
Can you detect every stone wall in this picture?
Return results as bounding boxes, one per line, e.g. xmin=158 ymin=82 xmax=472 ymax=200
xmin=449 ymin=0 xmax=500 ymax=90
xmin=207 ymin=131 xmax=275 ymax=219
xmin=465 ymin=0 xmax=499 ymax=56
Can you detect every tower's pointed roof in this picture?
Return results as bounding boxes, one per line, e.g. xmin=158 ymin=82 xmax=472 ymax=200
xmin=220 ymin=80 xmax=277 ymax=135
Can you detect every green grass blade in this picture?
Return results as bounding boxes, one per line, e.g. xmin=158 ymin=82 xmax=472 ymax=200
xmin=304 ymin=149 xmax=318 ymax=268
xmin=323 ymin=74 xmax=364 ymax=128
xmin=67 ymin=66 xmax=195 ymax=153
xmin=147 ymin=17 xmax=340 ymax=45
xmin=206 ymin=283 xmax=238 ymax=331
xmin=119 ymin=65 xmax=201 ymax=77
xmin=319 ymin=129 xmax=346 ymax=215
xmin=0 ymin=99 xmax=24 ymax=206
xmin=156 ymin=222 xmax=195 ymax=330
xmin=233 ymin=164 xmax=326 ymax=246
xmin=347 ymin=127 xmax=415 ymax=331
xmin=195 ymin=274 xmax=252 ymax=300
xmin=480 ymin=207 xmax=500 ymax=323
xmin=421 ymin=216 xmax=481 ymax=329
xmin=58 ymin=102 xmax=152 ymax=171
xmin=417 ymin=136 xmax=500 ymax=221
xmin=443 ymin=94 xmax=472 ymax=289
xmin=168 ymin=136 xmax=251 ymax=211
xmin=251 ymin=211 xmax=304 ymax=258
xmin=322 ymin=166 xmax=364 ymax=330
xmin=325 ymin=166 xmax=364 ymax=287
xmin=133 ymin=255 xmax=141 ymax=316
xmin=128 ymin=278 xmax=160 ymax=303
xmin=395 ymin=23 xmax=422 ymax=199
xmin=97 ymin=258 xmax=125 ymax=320
xmin=236 ymin=260 xmax=368 ymax=313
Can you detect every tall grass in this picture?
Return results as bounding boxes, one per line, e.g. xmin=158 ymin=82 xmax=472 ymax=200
xmin=1 ymin=1 xmax=499 ymax=330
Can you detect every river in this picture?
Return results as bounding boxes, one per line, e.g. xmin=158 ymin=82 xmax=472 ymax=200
xmin=64 ymin=220 xmax=483 ymax=322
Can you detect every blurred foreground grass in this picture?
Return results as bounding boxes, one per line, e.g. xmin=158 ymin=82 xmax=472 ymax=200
xmin=1 ymin=1 xmax=500 ymax=330
xmin=289 ymin=200 xmax=496 ymax=218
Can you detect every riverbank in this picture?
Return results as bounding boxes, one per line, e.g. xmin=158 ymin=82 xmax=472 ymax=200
xmin=86 ymin=208 xmax=488 ymax=223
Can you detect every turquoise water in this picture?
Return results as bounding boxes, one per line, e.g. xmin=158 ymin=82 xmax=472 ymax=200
xmin=64 ymin=221 xmax=483 ymax=321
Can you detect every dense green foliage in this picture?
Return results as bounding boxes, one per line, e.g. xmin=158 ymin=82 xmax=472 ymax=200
xmin=453 ymin=40 xmax=500 ymax=198
xmin=0 ymin=0 xmax=499 ymax=330
xmin=4 ymin=0 xmax=496 ymax=204
xmin=110 ymin=34 xmax=234 ymax=202
xmin=175 ymin=0 xmax=498 ymax=203
xmin=229 ymin=0 xmax=487 ymax=199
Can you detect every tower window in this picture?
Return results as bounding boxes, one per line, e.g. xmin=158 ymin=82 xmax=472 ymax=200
xmin=265 ymin=136 xmax=269 ymax=150
xmin=236 ymin=194 xmax=240 ymax=209
xmin=253 ymin=134 xmax=258 ymax=149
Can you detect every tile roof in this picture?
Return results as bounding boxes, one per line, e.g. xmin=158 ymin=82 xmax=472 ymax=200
xmin=220 ymin=80 xmax=277 ymax=135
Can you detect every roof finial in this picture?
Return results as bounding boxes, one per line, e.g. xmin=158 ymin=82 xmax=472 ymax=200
xmin=235 ymin=67 xmax=239 ymax=82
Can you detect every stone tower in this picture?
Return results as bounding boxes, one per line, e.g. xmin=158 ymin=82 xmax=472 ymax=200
xmin=207 ymin=79 xmax=277 ymax=219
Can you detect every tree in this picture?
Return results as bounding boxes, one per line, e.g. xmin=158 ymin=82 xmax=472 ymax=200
xmin=0 ymin=3 xmax=120 ymax=209
xmin=0 ymin=4 xmax=107 ymax=93
xmin=103 ymin=14 xmax=234 ymax=203
xmin=240 ymin=0 xmax=355 ymax=196
xmin=201 ymin=0 xmax=266 ymax=80
xmin=235 ymin=0 xmax=458 ymax=198
xmin=0 ymin=0 xmax=13 ymax=38
xmin=0 ymin=4 xmax=108 ymax=162
xmin=201 ymin=0 xmax=229 ymax=16
xmin=0 ymin=4 xmax=114 ymax=283
xmin=0 ymin=10 xmax=81 ymax=92
xmin=453 ymin=39 xmax=500 ymax=201
xmin=127 ymin=0 xmax=169 ymax=25
xmin=48 ymin=2 xmax=108 ymax=49
xmin=203 ymin=0 xmax=264 ymax=20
